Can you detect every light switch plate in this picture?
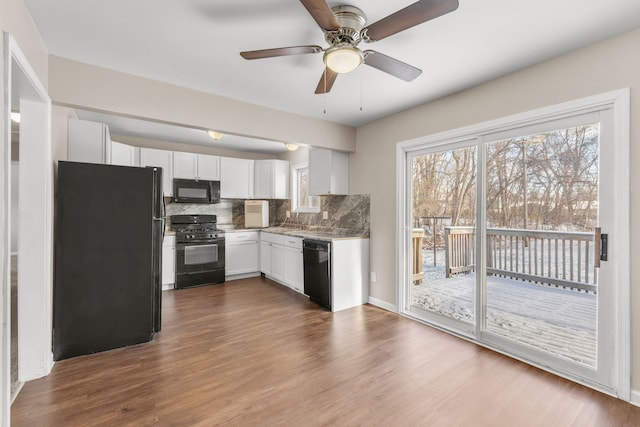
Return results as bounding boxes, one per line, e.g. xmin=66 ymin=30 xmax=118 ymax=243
xmin=322 ymin=211 xmax=329 ymax=219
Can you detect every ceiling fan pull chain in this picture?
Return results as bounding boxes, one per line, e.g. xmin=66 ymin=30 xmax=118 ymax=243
xmin=324 ymin=71 xmax=327 ymax=114
xmin=360 ymin=69 xmax=364 ymax=111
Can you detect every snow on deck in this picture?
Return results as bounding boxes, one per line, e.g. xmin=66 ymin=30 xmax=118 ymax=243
xmin=411 ymin=272 xmax=596 ymax=368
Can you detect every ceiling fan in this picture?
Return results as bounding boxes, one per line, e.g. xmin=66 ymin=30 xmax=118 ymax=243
xmin=240 ymin=0 xmax=459 ymax=94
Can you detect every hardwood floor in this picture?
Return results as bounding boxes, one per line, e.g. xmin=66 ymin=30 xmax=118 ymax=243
xmin=11 ymin=277 xmax=640 ymax=426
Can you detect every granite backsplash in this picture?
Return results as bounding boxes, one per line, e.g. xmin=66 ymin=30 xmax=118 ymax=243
xmin=165 ymin=194 xmax=370 ymax=235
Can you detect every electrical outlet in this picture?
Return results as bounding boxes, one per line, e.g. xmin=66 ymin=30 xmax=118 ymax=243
xmin=286 ymin=211 xmax=291 ymax=218
xmin=322 ymin=211 xmax=329 ymax=220
xmin=370 ymin=272 xmax=377 ymax=282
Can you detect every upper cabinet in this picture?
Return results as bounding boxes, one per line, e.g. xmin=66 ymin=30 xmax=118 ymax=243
xmin=111 ymin=141 xmax=140 ymax=167
xmin=68 ymin=119 xmax=142 ymax=168
xmin=173 ymin=152 xmax=220 ymax=181
xmin=220 ymin=157 xmax=254 ymax=199
xmin=140 ymin=148 xmax=174 ymax=196
xmin=68 ymin=118 xmax=112 ymax=164
xmin=254 ymin=159 xmax=289 ymax=199
xmin=308 ymin=148 xmax=349 ymax=195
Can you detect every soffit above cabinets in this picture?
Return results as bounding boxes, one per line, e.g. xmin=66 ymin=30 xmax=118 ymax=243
xmin=75 ymin=109 xmax=289 ymax=155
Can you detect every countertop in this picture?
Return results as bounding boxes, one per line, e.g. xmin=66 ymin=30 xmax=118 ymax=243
xmin=222 ymin=226 xmax=369 ymax=241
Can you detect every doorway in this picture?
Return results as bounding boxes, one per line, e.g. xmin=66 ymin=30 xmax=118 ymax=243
xmin=2 ymin=32 xmax=53 ymax=423
xmin=398 ymin=90 xmax=630 ymax=398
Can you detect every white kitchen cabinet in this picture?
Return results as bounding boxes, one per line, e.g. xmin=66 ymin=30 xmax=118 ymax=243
xmin=220 ymin=157 xmax=254 ymax=199
xmin=261 ymin=232 xmax=283 ymax=281
xmin=140 ymin=147 xmax=174 ymax=196
xmin=197 ymin=154 xmax=221 ymax=180
xmin=162 ymin=235 xmax=175 ymax=290
xmin=260 ymin=240 xmax=272 ymax=276
xmin=172 ymin=152 xmax=197 ymax=179
xmin=260 ymin=232 xmax=303 ymax=293
xmin=173 ymin=152 xmax=220 ymax=180
xmin=67 ymin=118 xmax=112 ymax=164
xmin=308 ymin=148 xmax=349 ymax=195
xmin=111 ymin=140 xmax=140 ymax=167
xmin=225 ymin=231 xmax=260 ymax=279
xmin=254 ymin=159 xmax=289 ymax=199
xmin=331 ymin=238 xmax=370 ymax=312
xmin=282 ymin=238 xmax=304 ymax=293
xmin=271 ymin=244 xmax=285 ymax=283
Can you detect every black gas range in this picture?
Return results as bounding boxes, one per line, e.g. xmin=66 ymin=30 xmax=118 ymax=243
xmin=170 ymin=214 xmax=225 ymax=289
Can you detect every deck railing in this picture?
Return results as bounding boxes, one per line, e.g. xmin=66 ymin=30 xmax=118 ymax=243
xmin=412 ymin=229 xmax=425 ymax=284
xmin=445 ymin=227 xmax=597 ymax=293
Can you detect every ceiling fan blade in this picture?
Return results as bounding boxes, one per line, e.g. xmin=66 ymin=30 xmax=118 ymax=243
xmin=315 ymin=67 xmax=339 ymax=94
xmin=299 ymin=0 xmax=340 ymax=31
xmin=240 ymin=45 xmax=323 ymax=60
xmin=363 ymin=50 xmax=422 ymax=82
xmin=363 ymin=0 xmax=459 ymax=42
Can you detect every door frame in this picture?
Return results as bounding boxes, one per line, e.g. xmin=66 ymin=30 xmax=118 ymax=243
xmin=2 ymin=32 xmax=53 ymax=424
xmin=396 ymin=89 xmax=630 ymax=400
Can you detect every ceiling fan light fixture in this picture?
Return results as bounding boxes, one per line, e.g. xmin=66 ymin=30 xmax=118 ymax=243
xmin=207 ymin=130 xmax=224 ymax=140
xmin=323 ymin=44 xmax=363 ymax=74
xmin=285 ymin=143 xmax=299 ymax=151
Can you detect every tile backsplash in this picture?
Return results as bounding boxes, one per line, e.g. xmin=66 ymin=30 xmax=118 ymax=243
xmin=165 ymin=194 xmax=370 ymax=234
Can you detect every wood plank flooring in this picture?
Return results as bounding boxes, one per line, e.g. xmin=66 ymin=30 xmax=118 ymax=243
xmin=11 ymin=277 xmax=640 ymax=426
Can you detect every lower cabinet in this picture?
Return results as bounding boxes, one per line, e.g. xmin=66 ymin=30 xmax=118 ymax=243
xmin=270 ymin=243 xmax=285 ymax=282
xmin=282 ymin=240 xmax=304 ymax=293
xmin=162 ymin=235 xmax=175 ymax=289
xmin=260 ymin=232 xmax=304 ymax=293
xmin=330 ymin=238 xmax=370 ymax=312
xmin=226 ymin=231 xmax=260 ymax=279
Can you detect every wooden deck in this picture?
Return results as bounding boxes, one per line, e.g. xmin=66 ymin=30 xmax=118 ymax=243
xmin=411 ymin=272 xmax=597 ymax=367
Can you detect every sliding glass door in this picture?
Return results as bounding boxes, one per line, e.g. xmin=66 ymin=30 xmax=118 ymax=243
xmin=482 ymin=117 xmax=602 ymax=374
xmin=407 ymin=142 xmax=477 ymax=334
xmin=400 ymin=98 xmax=627 ymax=394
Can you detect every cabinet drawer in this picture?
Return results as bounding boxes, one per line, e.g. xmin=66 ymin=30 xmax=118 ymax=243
xmin=227 ymin=231 xmax=259 ymax=244
xmin=282 ymin=236 xmax=303 ymax=250
xmin=260 ymin=232 xmax=283 ymax=245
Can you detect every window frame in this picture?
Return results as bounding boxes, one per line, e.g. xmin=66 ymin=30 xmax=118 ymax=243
xmin=396 ymin=89 xmax=630 ymax=400
xmin=291 ymin=162 xmax=321 ymax=213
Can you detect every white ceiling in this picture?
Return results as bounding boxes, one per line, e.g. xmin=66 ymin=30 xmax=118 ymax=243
xmin=24 ymin=0 xmax=640 ymax=152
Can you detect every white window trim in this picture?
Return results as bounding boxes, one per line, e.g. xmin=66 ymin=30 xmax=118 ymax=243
xmin=396 ymin=88 xmax=630 ymax=401
xmin=291 ymin=162 xmax=320 ymax=213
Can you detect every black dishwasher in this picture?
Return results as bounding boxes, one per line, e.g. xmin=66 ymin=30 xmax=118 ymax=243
xmin=303 ymin=239 xmax=331 ymax=310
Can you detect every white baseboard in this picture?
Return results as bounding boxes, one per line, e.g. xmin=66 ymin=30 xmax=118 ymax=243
xmin=368 ymin=296 xmax=398 ymax=313
xmin=630 ymin=389 xmax=640 ymax=407
xmin=162 ymin=284 xmax=174 ymax=291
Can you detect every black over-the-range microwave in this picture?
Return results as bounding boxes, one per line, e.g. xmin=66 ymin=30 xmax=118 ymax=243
xmin=173 ymin=178 xmax=220 ymax=204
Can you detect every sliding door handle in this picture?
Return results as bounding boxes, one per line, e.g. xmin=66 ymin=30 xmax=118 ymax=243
xmin=594 ymin=227 xmax=608 ymax=269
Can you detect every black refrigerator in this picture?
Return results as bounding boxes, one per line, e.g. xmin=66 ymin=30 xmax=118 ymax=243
xmin=53 ymin=161 xmax=164 ymax=361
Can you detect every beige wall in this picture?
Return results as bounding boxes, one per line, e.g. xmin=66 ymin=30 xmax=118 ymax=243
xmin=48 ymin=56 xmax=356 ymax=153
xmin=0 ymin=0 xmax=49 ymax=419
xmin=350 ymin=28 xmax=640 ymax=389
